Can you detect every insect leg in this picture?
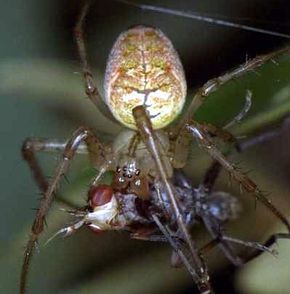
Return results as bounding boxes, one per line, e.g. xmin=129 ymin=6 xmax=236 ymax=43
xmin=200 ymin=123 xmax=290 ymax=263
xmin=133 ymin=106 xmax=213 ymax=293
xmin=20 ymin=127 xmax=106 ymax=294
xmin=220 ymin=235 xmax=276 ymax=256
xmin=198 ymin=235 xmax=277 ymax=257
xmin=186 ymin=122 xmax=290 ymax=233
xmin=131 ymin=227 xmax=183 ymax=244
xmin=196 ymin=146 xmax=244 ymax=265
xmin=172 ymin=91 xmax=251 ymax=168
xmin=245 ymin=233 xmax=290 ymax=260
xmin=202 ymin=215 xmax=244 ymax=266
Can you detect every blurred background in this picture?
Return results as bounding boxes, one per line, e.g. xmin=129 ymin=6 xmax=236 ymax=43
xmin=0 ymin=0 xmax=290 ymax=293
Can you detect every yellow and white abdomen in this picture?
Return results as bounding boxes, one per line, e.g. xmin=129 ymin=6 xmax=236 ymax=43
xmin=104 ymin=25 xmax=187 ymax=130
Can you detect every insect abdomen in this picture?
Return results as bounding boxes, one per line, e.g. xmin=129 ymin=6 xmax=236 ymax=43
xmin=104 ymin=25 xmax=187 ymax=130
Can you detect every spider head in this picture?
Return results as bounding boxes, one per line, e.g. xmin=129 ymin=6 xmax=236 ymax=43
xmin=104 ymin=25 xmax=186 ymax=130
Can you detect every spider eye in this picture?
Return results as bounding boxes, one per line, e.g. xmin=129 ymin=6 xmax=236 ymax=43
xmin=88 ymin=185 xmax=113 ymax=208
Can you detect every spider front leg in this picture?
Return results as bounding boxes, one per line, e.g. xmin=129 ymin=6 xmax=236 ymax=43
xmin=170 ymin=91 xmax=251 ymax=168
xmin=74 ymin=1 xmax=115 ymax=121
xmin=186 ymin=121 xmax=290 ymax=233
xmin=174 ymin=46 xmax=290 ymax=135
xmin=22 ymin=138 xmax=89 ymax=208
xmin=133 ymin=106 xmax=213 ymax=294
xmin=20 ymin=127 xmax=107 ymax=294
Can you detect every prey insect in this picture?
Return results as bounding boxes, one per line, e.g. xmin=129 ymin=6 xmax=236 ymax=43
xmin=20 ymin=2 xmax=290 ymax=293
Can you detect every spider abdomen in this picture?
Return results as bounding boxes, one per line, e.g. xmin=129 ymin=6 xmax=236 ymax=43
xmin=104 ymin=25 xmax=187 ymax=130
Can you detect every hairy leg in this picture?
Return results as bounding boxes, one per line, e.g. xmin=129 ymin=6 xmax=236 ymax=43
xmin=74 ymin=1 xmax=116 ymax=121
xmin=22 ymin=138 xmax=89 ymax=208
xmin=186 ymin=121 xmax=290 ymax=232
xmin=133 ymin=106 xmax=213 ymax=293
xmin=20 ymin=127 xmax=106 ymax=294
xmin=174 ymin=46 xmax=290 ymax=135
xmin=198 ymin=121 xmax=290 ymax=263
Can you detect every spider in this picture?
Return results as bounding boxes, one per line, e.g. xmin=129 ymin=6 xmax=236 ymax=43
xmin=20 ymin=2 xmax=290 ymax=293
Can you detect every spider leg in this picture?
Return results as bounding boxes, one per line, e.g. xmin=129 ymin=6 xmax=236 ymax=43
xmin=186 ymin=121 xmax=290 ymax=233
xmin=74 ymin=1 xmax=115 ymax=121
xmin=199 ymin=122 xmax=290 ymax=264
xmin=199 ymin=123 xmax=237 ymax=144
xmin=133 ymin=106 xmax=213 ymax=293
xmin=220 ymin=235 xmax=276 ymax=256
xmin=171 ymin=91 xmax=251 ymax=168
xmin=174 ymin=46 xmax=290 ymax=134
xmin=22 ymin=138 xmax=88 ymax=208
xmin=201 ymin=215 xmax=243 ymax=266
xmin=199 ymin=116 xmax=290 ymax=189
xmin=20 ymin=127 xmax=106 ymax=294
xmin=172 ymin=111 xmax=239 ymax=170
xmin=151 ymin=214 xmax=213 ymax=294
